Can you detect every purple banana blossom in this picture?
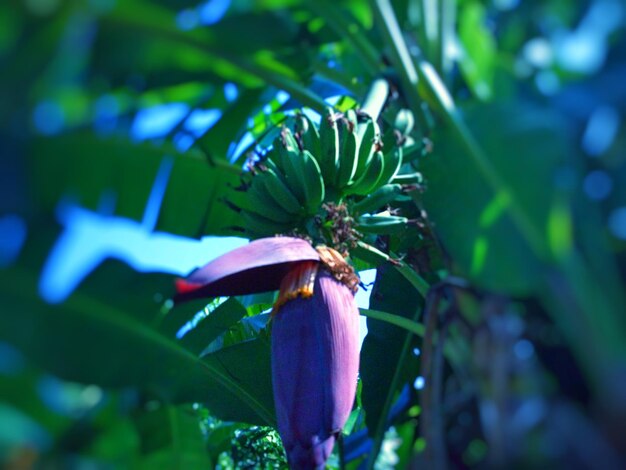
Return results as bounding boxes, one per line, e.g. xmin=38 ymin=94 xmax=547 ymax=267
xmin=174 ymin=237 xmax=360 ymax=469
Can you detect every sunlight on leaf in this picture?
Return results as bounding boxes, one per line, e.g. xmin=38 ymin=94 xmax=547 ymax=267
xmin=479 ymin=191 xmax=511 ymax=228
xmin=547 ymin=197 xmax=573 ymax=260
xmin=470 ymin=236 xmax=488 ymax=276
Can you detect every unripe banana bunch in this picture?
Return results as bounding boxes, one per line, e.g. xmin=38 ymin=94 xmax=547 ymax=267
xmin=233 ymin=122 xmax=324 ymax=238
xmin=318 ymin=107 xmax=404 ymax=199
xmin=236 ymin=106 xmax=420 ymax=238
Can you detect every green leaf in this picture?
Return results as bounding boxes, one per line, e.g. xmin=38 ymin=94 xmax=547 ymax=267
xmin=203 ymin=314 xmax=271 ymax=354
xmin=87 ymin=415 xmax=140 ymax=464
xmin=410 ymin=0 xmax=441 ymax=71
xmin=419 ymin=100 xmax=626 ymax=393
xmin=200 ymin=12 xmax=301 ymax=55
xmin=370 ymin=0 xmax=422 ymax=113
xmin=158 ymin=298 xmax=212 ymax=340
xmin=0 ymin=369 xmax=70 ymax=436
xmin=155 ymin=149 xmax=244 ymax=238
xmin=30 ymin=133 xmax=243 ymax=237
xmin=195 ymin=88 xmax=264 ymax=160
xmin=203 ymin=336 xmax=274 ymax=422
xmin=420 ymin=102 xmax=566 ymax=294
xmin=0 ymin=6 xmax=69 ymax=127
xmin=206 ymin=423 xmax=241 ymax=462
xmin=0 ymin=252 xmax=275 ymax=426
xmin=458 ymin=2 xmax=497 ymax=100
xmin=67 ymin=260 xmax=175 ymax=326
xmin=180 ymin=298 xmax=248 ymax=355
xmin=359 ymin=263 xmax=422 ymax=466
xmin=360 ymin=308 xmax=424 ymax=337
xmin=102 ymin=1 xmax=327 ymax=112
xmin=306 ymin=0 xmax=381 ymax=77
xmin=134 ymin=405 xmax=212 ymax=469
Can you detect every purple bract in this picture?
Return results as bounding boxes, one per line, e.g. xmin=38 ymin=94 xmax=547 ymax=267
xmin=174 ymin=237 xmax=360 ymax=469
xmin=272 ymin=269 xmax=359 ymax=468
xmin=174 ymin=236 xmax=319 ymax=303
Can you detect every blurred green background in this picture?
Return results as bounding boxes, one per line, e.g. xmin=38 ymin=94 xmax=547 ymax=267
xmin=1 ymin=0 xmax=626 ymax=468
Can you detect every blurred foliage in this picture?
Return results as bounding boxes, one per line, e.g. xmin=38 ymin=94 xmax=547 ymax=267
xmin=2 ymin=0 xmax=626 ymax=468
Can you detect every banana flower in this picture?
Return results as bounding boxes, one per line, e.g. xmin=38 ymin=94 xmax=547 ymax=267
xmin=175 ymin=237 xmax=360 ymax=469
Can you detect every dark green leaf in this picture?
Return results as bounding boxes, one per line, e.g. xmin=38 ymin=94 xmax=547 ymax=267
xmin=0 ymin=369 xmax=70 ymax=436
xmin=30 ymin=133 xmax=243 ymax=237
xmin=87 ymin=416 xmax=140 ymax=464
xmin=359 ymin=264 xmax=422 ymax=453
xmin=195 ymin=88 xmax=264 ymax=160
xmin=203 ymin=314 xmax=271 ymax=354
xmin=180 ymin=298 xmax=248 ymax=355
xmin=204 ymin=336 xmax=274 ymax=421
xmin=69 ymin=260 xmax=174 ymax=326
xmin=420 ymin=102 xmax=567 ymax=294
xmin=458 ymin=2 xmax=497 ymax=100
xmin=134 ymin=405 xmax=211 ymax=469
xmin=100 ymin=1 xmax=326 ymax=111
xmin=158 ymin=298 xmax=211 ymax=340
xmin=210 ymin=12 xmax=300 ymax=55
xmin=0 ymin=255 xmax=274 ymax=426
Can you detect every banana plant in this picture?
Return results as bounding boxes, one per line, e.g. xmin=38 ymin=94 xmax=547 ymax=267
xmin=2 ymin=0 xmax=625 ymax=469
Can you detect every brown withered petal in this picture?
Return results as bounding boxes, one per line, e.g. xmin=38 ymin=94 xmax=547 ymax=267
xmin=174 ymin=237 xmax=319 ymax=303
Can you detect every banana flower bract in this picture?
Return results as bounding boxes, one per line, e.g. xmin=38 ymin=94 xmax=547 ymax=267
xmin=174 ymin=237 xmax=360 ymax=469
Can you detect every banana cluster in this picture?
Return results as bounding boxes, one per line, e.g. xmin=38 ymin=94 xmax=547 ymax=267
xmin=236 ymin=106 xmax=419 ymax=239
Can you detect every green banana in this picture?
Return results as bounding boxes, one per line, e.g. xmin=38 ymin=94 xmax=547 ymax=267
xmin=345 ymin=108 xmax=358 ymax=128
xmin=352 ymin=118 xmax=378 ymax=183
xmin=403 ymin=136 xmax=416 ymax=148
xmin=263 ymin=146 xmax=286 ymax=175
xmin=352 ymin=184 xmax=402 ymax=214
xmin=299 ymin=149 xmax=326 ymax=214
xmin=256 ymin=169 xmax=303 ymax=215
xmin=295 ymin=113 xmax=309 ymax=133
xmin=357 ymin=214 xmax=409 ymax=234
xmin=391 ymin=172 xmax=423 ymax=185
xmin=277 ymin=136 xmax=307 ymax=204
xmin=381 ymin=125 xmax=398 ymax=152
xmin=245 ymin=179 xmax=296 ymax=223
xmin=345 ymin=150 xmax=385 ymax=196
xmin=280 ymin=125 xmax=300 ymax=152
xmin=394 ymin=108 xmax=415 ymax=136
xmin=260 ymin=152 xmax=280 ymax=173
xmin=377 ymin=146 xmax=403 ymax=186
xmin=241 ymin=210 xmax=292 ymax=237
xmin=318 ymin=107 xmax=339 ymax=188
xmin=335 ymin=111 xmax=359 ymax=189
xmin=401 ymin=142 xmax=421 ymax=163
xmin=351 ymin=240 xmax=394 ymax=267
xmin=296 ymin=114 xmax=322 ymax=160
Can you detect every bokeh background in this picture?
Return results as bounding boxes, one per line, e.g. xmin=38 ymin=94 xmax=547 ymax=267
xmin=1 ymin=0 xmax=626 ymax=468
